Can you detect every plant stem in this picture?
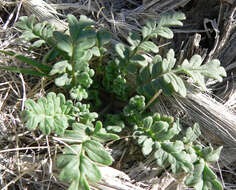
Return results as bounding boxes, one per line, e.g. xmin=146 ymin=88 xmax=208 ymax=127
xmin=71 ymin=43 xmax=76 ymax=86
xmin=143 ymin=89 xmax=162 ymax=112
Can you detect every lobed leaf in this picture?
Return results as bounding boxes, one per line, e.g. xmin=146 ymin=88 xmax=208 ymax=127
xmin=49 ymin=60 xmax=71 ymax=75
xmin=137 ymin=49 xmax=187 ymax=98
xmin=83 ymin=140 xmax=113 ymax=165
xmin=142 ymin=12 xmax=185 ymax=39
xmin=185 ymin=160 xmax=223 ymax=190
xmin=15 ymin=15 xmax=54 ymax=47
xmin=23 ymin=92 xmax=74 ymax=135
xmin=53 ymin=31 xmax=72 ymax=56
xmin=155 ymin=141 xmax=193 ymax=173
xmin=183 ymin=123 xmax=201 ymax=144
xmin=200 ymin=146 xmax=223 ymax=162
xmin=177 ymin=55 xmax=226 ymax=91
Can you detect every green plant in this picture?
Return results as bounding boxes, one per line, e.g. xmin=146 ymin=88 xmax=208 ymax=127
xmin=124 ymin=96 xmax=223 ymax=189
xmin=23 ymin=92 xmax=119 ymax=189
xmin=0 ymin=12 xmax=225 ymax=190
xmin=137 ymin=50 xmax=226 ymax=98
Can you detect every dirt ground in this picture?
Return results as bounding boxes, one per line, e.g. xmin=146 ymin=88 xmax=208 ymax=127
xmin=0 ymin=0 xmax=236 ymax=189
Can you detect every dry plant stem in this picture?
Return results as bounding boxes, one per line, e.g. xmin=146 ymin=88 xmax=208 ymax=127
xmin=19 ymin=73 xmax=26 ymax=111
xmin=10 ymin=115 xmax=22 ymax=187
xmin=52 ymin=137 xmax=79 ymax=154
xmin=115 ymin=147 xmax=127 ymax=169
xmin=14 ymin=0 xmax=23 ymax=24
xmin=217 ymin=161 xmax=226 ymax=188
xmin=2 ymin=159 xmax=48 ymax=190
xmin=50 ymin=2 xmax=98 ymax=12
xmin=203 ymin=18 xmax=220 ymax=63
xmin=0 ymin=88 xmax=10 ymax=111
xmin=214 ymin=4 xmax=236 ymax=56
xmin=46 ymin=135 xmax=53 ymax=174
xmin=3 ymin=6 xmax=16 ymax=29
xmin=22 ymin=0 xmax=67 ymax=31
xmin=143 ymin=89 xmax=163 ymax=112
xmin=0 ymin=146 xmax=49 ymax=153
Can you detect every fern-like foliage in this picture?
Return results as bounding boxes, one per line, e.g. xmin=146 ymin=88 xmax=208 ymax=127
xmin=23 ymin=92 xmax=74 ymax=135
xmin=137 ymin=49 xmax=226 ymax=98
xmin=142 ymin=12 xmax=185 ymax=39
xmin=103 ymin=12 xmax=185 ymax=99
xmin=22 ymin=92 xmax=99 ymax=135
xmin=124 ymin=96 xmax=223 ymax=190
xmin=48 ymin=14 xmax=111 ymax=101
xmin=13 ymin=12 xmax=225 ymax=190
xmin=12 ymin=14 xmax=111 ymax=101
xmin=15 ymin=15 xmax=54 ymax=47
xmin=23 ymin=92 xmax=119 ymax=190
xmin=57 ymin=121 xmax=119 ymax=190
xmin=185 ymin=159 xmax=223 ymax=190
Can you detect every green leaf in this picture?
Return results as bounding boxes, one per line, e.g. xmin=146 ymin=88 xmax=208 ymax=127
xmin=151 ymin=120 xmax=181 ymax=141
xmin=56 ymin=144 xmax=98 ymax=190
xmin=49 ymin=60 xmax=71 ymax=75
xmin=90 ymin=46 xmax=100 ymax=57
xmin=23 ymin=92 xmax=74 ymax=135
xmin=177 ymin=55 xmax=226 ymax=91
xmin=127 ymin=32 xmax=141 ymax=47
xmin=155 ymin=27 xmax=173 ymax=39
xmin=15 ymin=15 xmax=54 ymax=47
xmin=142 ymin=138 xmax=154 ymax=156
xmin=67 ymin=14 xmax=80 ymax=41
xmin=200 ymin=146 xmax=223 ymax=162
xmin=142 ymin=12 xmax=185 ymax=39
xmin=78 ymin=176 xmax=90 ymax=190
xmin=62 ymin=123 xmax=89 ymax=142
xmin=185 ymin=160 xmax=223 ymax=190
xmin=0 ymin=50 xmax=51 ymax=73
xmin=56 ymin=145 xmax=82 ymax=182
xmin=201 ymin=59 xmax=226 ymax=82
xmin=155 ymin=141 xmax=193 ymax=173
xmin=155 ymin=12 xmax=185 ymax=39
xmin=162 ymin=49 xmax=176 ymax=73
xmin=130 ymin=54 xmax=148 ymax=67
xmin=123 ymin=95 xmax=145 ymax=116
xmin=92 ymin=131 xmax=119 ymax=143
xmin=55 ymin=73 xmax=71 ymax=87
xmin=76 ymin=72 xmax=93 ymax=88
xmin=137 ymin=49 xmax=187 ymax=97
xmin=91 ymin=121 xmax=119 ymax=143
xmin=115 ymin=43 xmax=129 ymax=59
xmin=105 ymin=114 xmax=125 ymax=133
xmin=185 ymin=159 xmax=205 ymax=187
xmin=97 ymin=30 xmax=112 ymax=46
xmin=68 ymin=180 xmax=80 ymax=190
xmin=70 ymin=85 xmax=88 ymax=101
xmin=140 ymin=41 xmax=159 ymax=53
xmin=163 ymin=72 xmax=186 ymax=97
xmin=15 ymin=15 xmax=35 ymax=30
xmin=83 ymin=140 xmax=113 ymax=165
xmin=158 ymin=12 xmax=186 ymax=27
xmin=67 ymin=14 xmax=95 ymax=43
xmin=143 ymin=116 xmax=153 ymax=129
xmin=31 ymin=39 xmax=45 ymax=48
xmin=80 ymin=154 xmax=101 ymax=182
xmin=0 ymin=66 xmax=48 ymax=77
xmin=183 ymin=123 xmax=201 ymax=144
xmin=53 ymin=31 xmax=72 ymax=56
xmin=76 ymin=37 xmax=96 ymax=51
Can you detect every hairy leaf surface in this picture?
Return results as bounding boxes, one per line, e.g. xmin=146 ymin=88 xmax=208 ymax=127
xmin=23 ymin=92 xmax=74 ymax=135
